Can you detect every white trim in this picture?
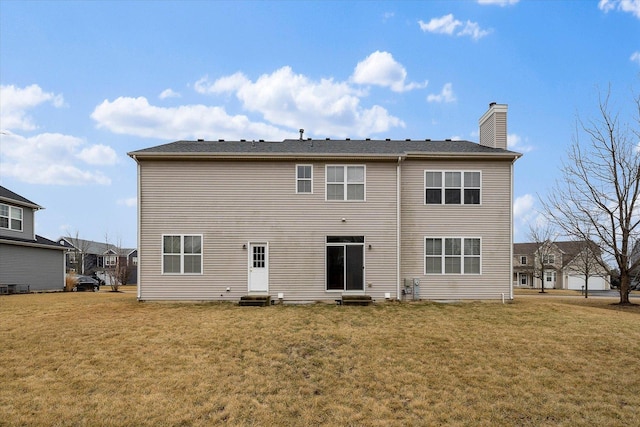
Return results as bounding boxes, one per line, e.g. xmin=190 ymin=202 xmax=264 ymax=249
xmin=325 ymin=236 xmax=366 ymax=292
xmin=325 ymin=164 xmax=366 ymax=202
xmin=424 ymin=170 xmax=482 ymax=205
xmin=295 ymin=164 xmax=313 ymax=194
xmin=0 ymin=203 xmax=24 ymax=232
xmin=247 ymin=242 xmax=269 ymax=293
xmin=424 ymin=236 xmax=482 ymax=275
xmin=161 ymin=234 xmax=203 ymax=275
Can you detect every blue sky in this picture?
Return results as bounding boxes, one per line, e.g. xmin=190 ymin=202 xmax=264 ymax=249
xmin=1 ymin=0 xmax=639 ymax=248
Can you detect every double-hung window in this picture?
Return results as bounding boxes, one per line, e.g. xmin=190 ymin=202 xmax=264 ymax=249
xmin=0 ymin=203 xmax=23 ymax=231
xmin=326 ymin=165 xmax=365 ymax=201
xmin=425 ymin=237 xmax=481 ymax=274
xmin=163 ymin=234 xmax=203 ymax=274
xmin=425 ymin=171 xmax=481 ymax=205
xmin=296 ymin=165 xmax=312 ymax=193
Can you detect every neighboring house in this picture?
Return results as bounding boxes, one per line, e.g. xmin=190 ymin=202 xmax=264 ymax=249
xmin=128 ymin=103 xmax=522 ymax=303
xmin=57 ymin=237 xmax=137 ymax=285
xmin=513 ymin=241 xmax=610 ymax=291
xmin=0 ymin=186 xmax=66 ymax=292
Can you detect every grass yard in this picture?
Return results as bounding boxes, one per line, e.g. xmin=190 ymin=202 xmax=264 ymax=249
xmin=1 ymin=292 xmax=638 ymax=426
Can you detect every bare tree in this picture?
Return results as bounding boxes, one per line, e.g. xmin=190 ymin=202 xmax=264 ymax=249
xmin=64 ymin=229 xmax=92 ymax=275
xmin=568 ymin=240 xmax=606 ymax=298
xmin=542 ymin=88 xmax=640 ymax=305
xmin=528 ymin=222 xmax=557 ymax=293
xmin=103 ymin=233 xmax=129 ymax=292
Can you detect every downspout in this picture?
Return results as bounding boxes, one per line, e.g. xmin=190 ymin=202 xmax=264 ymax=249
xmin=396 ymin=156 xmax=403 ymax=300
xmin=133 ymin=155 xmax=142 ymax=301
xmin=510 ymin=159 xmax=515 ymax=301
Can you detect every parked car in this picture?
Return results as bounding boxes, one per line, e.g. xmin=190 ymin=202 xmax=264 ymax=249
xmin=72 ymin=275 xmax=100 ymax=292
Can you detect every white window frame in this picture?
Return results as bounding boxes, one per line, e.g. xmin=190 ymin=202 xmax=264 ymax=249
xmin=425 ymin=237 xmax=482 ymax=275
xmin=0 ymin=203 xmax=23 ymax=232
xmin=520 ymin=256 xmax=527 ymax=265
xmin=162 ymin=234 xmax=203 ymax=275
xmin=424 ymin=171 xmax=481 ymax=205
xmin=296 ymin=164 xmax=313 ymax=194
xmin=545 ymin=271 xmax=557 ymax=283
xmin=325 ymin=165 xmax=366 ymax=201
xmin=543 ymin=254 xmax=555 ymax=264
xmin=105 ymin=254 xmax=117 ymax=267
xmin=519 ymin=273 xmax=528 ymax=286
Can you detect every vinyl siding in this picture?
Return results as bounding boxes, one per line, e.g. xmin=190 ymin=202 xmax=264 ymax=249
xmin=138 ymin=160 xmax=398 ymax=301
xmin=0 ymin=243 xmax=65 ymax=291
xmin=480 ymin=111 xmax=507 ymax=150
xmin=400 ymin=158 xmax=513 ymax=299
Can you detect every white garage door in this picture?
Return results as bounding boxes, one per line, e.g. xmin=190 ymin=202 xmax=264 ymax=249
xmin=567 ymin=275 xmax=607 ymax=290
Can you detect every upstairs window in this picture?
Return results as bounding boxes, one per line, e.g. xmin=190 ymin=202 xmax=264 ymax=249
xmin=0 ymin=203 xmax=23 ymax=231
xmin=296 ymin=165 xmax=312 ymax=193
xmin=542 ymin=254 xmax=555 ymax=264
xmin=520 ymin=256 xmax=527 ymax=265
xmin=425 ymin=171 xmax=481 ymax=205
xmin=163 ymin=235 xmax=202 ymax=274
xmin=326 ymin=165 xmax=365 ymax=201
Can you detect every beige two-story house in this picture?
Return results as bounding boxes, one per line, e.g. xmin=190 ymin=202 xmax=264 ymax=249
xmin=128 ymin=103 xmax=521 ymax=302
xmin=513 ymin=241 xmax=610 ymax=291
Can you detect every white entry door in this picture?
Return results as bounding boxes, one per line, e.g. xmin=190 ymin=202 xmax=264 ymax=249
xmin=248 ymin=243 xmax=269 ymax=293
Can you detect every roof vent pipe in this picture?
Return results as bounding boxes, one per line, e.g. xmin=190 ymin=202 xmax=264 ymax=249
xmin=299 ymin=129 xmax=304 ymax=140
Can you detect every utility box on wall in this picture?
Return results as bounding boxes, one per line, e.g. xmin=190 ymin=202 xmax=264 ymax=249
xmin=403 ymin=278 xmax=420 ymax=301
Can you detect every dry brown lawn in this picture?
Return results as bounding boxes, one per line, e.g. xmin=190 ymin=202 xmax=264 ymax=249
xmin=1 ymin=291 xmax=638 ymax=426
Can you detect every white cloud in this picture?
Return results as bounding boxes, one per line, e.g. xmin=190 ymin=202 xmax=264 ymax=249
xmin=514 ymin=194 xmax=535 ymax=219
xmin=427 ymin=83 xmax=456 ymax=103
xmin=0 ymin=83 xmax=115 ymax=186
xmin=631 ymin=51 xmax=640 ymax=65
xmin=477 ymin=0 xmax=519 ymax=6
xmin=96 ymin=57 xmax=408 ymax=140
xmin=507 ymin=133 xmax=534 ymax=153
xmin=117 ymin=197 xmax=137 ymax=207
xmin=351 ymin=51 xmax=427 ymax=92
xmin=0 ymin=84 xmax=65 ymax=131
xmin=419 ymin=14 xmax=460 ymax=35
xmin=513 ymin=194 xmax=541 ymax=241
xmin=77 ymin=144 xmax=118 ymax=165
xmin=159 ymin=88 xmax=181 ymax=99
xmin=195 ymin=72 xmax=250 ymax=94
xmin=599 ymin=0 xmax=640 ymax=18
xmin=418 ymin=15 xmax=491 ymax=40
xmin=0 ymin=132 xmax=111 ymax=185
xmin=91 ymin=96 xmax=288 ymax=141
xmin=457 ymin=21 xmax=492 ymax=40
xmin=188 ymin=64 xmax=405 ymax=138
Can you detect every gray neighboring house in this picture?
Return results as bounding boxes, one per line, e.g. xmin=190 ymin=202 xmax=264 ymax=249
xmin=129 ymin=103 xmax=522 ymax=303
xmin=0 ymin=186 xmax=66 ymax=293
xmin=57 ymin=237 xmax=137 ymax=285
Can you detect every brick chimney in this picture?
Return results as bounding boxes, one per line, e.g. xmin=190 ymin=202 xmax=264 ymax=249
xmin=478 ymin=102 xmax=508 ymax=150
